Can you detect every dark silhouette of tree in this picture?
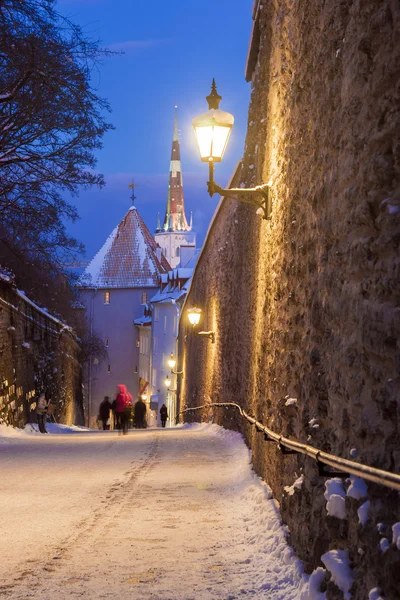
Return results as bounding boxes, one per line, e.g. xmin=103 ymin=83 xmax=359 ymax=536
xmin=0 ymin=0 xmax=113 ymax=267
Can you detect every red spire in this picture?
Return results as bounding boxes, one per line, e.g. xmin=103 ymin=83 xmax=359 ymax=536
xmin=159 ymin=107 xmax=191 ymax=232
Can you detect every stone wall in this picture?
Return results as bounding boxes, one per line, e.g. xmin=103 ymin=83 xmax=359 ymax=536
xmin=0 ymin=274 xmax=83 ymax=427
xmin=179 ymin=1 xmax=400 ymax=598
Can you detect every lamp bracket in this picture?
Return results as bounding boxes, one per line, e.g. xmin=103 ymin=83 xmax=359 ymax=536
xmin=196 ymin=330 xmax=216 ymax=344
xmin=207 ymin=161 xmax=272 ymax=220
xmin=171 ymin=370 xmax=184 ymax=375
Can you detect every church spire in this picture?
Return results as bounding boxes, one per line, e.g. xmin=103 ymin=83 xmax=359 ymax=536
xmin=161 ymin=106 xmax=191 ymax=232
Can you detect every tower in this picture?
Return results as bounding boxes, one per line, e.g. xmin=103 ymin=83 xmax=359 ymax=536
xmin=155 ymin=107 xmax=196 ymax=268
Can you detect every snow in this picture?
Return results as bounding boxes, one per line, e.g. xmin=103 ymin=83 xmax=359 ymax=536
xmin=324 ymin=478 xmax=346 ymax=519
xmin=369 ymin=588 xmax=385 ymax=600
xmin=350 ymin=448 xmax=357 ymax=457
xmin=192 ymin=108 xmax=234 ymax=126
xmin=392 ymin=522 xmax=400 ymax=549
xmin=379 ymin=538 xmax=390 ymax=553
xmin=0 ymin=422 xmax=309 ymax=599
xmin=81 ymin=224 xmax=119 ymax=285
xmin=284 ymin=474 xmax=304 ymax=496
xmin=299 ymin=567 xmax=327 ymax=600
xmin=321 ymin=549 xmax=354 ymax=600
xmin=22 ymin=341 xmax=30 ymax=348
xmin=347 ymin=475 xmax=368 ymax=499
xmin=357 ymin=500 xmax=370 ymax=526
xmin=285 ymin=397 xmax=297 ymax=406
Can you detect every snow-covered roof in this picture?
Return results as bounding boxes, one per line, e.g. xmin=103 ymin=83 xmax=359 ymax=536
xmin=78 ymin=207 xmax=170 ymax=289
xmin=134 ymin=315 xmax=152 ymax=326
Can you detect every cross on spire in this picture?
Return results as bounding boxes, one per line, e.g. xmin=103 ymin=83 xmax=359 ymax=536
xmin=128 ymin=180 xmax=137 ymax=206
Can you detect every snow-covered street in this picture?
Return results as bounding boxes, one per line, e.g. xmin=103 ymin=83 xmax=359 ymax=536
xmin=1 ymin=424 xmax=308 ymax=599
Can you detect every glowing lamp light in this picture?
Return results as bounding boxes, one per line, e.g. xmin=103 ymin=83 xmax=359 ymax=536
xmin=141 ymin=392 xmax=148 ymax=401
xmin=187 ymin=307 xmax=202 ymax=327
xmin=164 ymin=375 xmax=171 ymax=388
xmin=192 ymin=79 xmax=234 ymax=163
xmin=192 ymin=80 xmax=272 ymax=220
xmin=167 ymin=353 xmax=177 ymax=370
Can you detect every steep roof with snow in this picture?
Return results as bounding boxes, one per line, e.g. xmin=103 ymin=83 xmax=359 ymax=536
xmin=79 ymin=207 xmax=170 ymax=289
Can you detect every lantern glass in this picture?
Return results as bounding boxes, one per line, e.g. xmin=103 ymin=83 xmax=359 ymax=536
xmin=192 ymin=109 xmax=234 ymax=163
xmin=187 ymin=307 xmax=202 ymax=326
xmin=141 ymin=393 xmax=147 ymax=401
xmin=167 ymin=354 xmax=176 ymax=370
xmin=164 ymin=376 xmax=171 ymax=388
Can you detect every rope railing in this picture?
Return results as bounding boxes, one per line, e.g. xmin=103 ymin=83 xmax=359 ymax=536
xmin=177 ymin=402 xmax=400 ymax=492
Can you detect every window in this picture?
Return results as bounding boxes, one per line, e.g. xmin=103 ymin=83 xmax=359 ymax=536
xmin=141 ymin=292 xmax=148 ymax=304
xmin=176 ymin=246 xmax=180 ymax=257
xmin=104 ymin=291 xmax=110 ymax=304
xmin=154 ymin=306 xmax=160 ymax=321
xmin=153 ymin=336 xmax=158 ymax=355
xmin=105 ymin=338 xmax=109 ymax=348
xmin=164 ymin=315 xmax=167 ymax=335
xmin=107 ymin=365 xmax=111 ymax=374
xmin=152 ymin=368 xmax=157 ymax=387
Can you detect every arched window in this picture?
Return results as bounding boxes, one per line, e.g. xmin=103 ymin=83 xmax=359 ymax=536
xmin=176 ymin=246 xmax=180 ymax=257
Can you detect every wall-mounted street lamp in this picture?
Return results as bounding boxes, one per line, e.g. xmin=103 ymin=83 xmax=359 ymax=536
xmin=141 ymin=392 xmax=148 ymax=401
xmin=192 ymin=79 xmax=271 ymax=220
xmin=164 ymin=374 xmax=177 ymax=392
xmin=187 ymin=307 xmax=215 ymax=344
xmin=167 ymin=353 xmax=184 ymax=375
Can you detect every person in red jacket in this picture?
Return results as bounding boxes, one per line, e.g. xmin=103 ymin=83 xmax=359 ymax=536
xmin=115 ymin=384 xmax=132 ymax=435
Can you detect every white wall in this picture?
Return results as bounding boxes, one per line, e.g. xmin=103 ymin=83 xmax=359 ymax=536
xmin=150 ymin=301 xmax=179 ymax=426
xmin=155 ymin=231 xmax=196 ymax=269
xmin=80 ymin=286 xmax=157 ymax=426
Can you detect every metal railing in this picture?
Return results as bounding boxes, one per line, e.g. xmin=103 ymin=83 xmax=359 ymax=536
xmin=177 ymin=402 xmax=400 ymax=492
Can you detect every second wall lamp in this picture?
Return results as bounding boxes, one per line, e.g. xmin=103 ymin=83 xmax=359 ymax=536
xmin=187 ymin=307 xmax=215 ymax=344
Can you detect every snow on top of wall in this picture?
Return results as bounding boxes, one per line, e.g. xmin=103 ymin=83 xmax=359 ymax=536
xmin=324 ymin=478 xmax=346 ymax=519
xmin=321 ymin=550 xmax=354 ymax=600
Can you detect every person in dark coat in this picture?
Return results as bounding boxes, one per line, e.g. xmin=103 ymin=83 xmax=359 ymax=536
xmin=35 ymin=393 xmax=48 ymax=434
xmin=115 ymin=384 xmax=132 ymax=435
xmin=134 ymin=398 xmax=147 ymax=429
xmin=160 ymin=403 xmax=168 ymax=428
xmin=98 ymin=396 xmax=112 ymax=430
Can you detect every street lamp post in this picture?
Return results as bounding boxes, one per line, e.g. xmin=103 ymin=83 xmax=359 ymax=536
xmin=193 ymin=79 xmax=272 ymax=220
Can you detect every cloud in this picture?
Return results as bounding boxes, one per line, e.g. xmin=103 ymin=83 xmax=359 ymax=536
xmin=106 ymin=39 xmax=167 ymax=54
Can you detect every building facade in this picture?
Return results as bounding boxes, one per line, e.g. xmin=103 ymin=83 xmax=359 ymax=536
xmin=78 ymin=206 xmax=170 ymax=426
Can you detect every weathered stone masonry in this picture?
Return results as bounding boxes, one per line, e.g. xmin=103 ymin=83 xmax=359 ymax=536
xmin=0 ymin=275 xmax=83 ymax=427
xmin=180 ymin=2 xmax=400 ymax=598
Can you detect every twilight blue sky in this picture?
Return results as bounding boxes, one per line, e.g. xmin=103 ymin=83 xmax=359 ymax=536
xmin=58 ymin=0 xmax=252 ymax=260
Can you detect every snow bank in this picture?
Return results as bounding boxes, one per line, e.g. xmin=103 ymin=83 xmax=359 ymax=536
xmin=299 ymin=567 xmax=327 ymax=600
xmin=321 ymin=550 xmax=353 ymax=600
xmin=0 ymin=422 xmax=90 ymax=442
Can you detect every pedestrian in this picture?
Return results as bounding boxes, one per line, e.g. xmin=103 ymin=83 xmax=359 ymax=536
xmin=115 ymin=384 xmax=132 ymax=435
xmin=160 ymin=403 xmax=168 ymax=428
xmin=98 ymin=396 xmax=112 ymax=430
xmin=36 ymin=392 xmax=48 ymax=434
xmin=134 ymin=396 xmax=147 ymax=429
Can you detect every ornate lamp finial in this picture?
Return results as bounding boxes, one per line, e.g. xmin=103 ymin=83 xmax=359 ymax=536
xmin=206 ymin=78 xmax=222 ymax=110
